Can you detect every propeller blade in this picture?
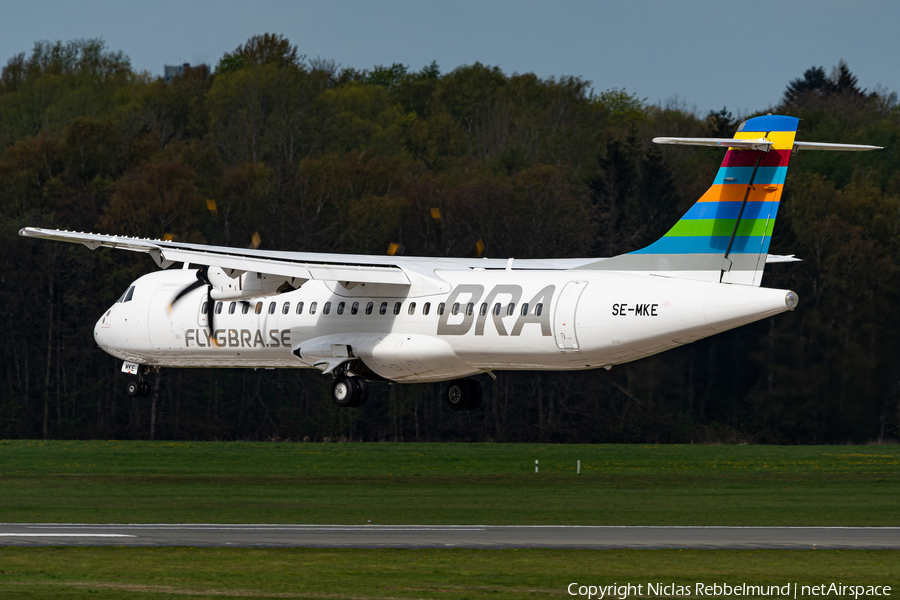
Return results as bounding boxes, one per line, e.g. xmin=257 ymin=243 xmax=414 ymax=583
xmin=207 ymin=285 xmax=221 ymax=347
xmin=166 ymin=266 xmax=210 ymax=315
xmin=167 ymin=279 xmax=205 ymax=315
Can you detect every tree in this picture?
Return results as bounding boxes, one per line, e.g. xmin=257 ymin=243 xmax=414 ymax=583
xmin=216 ymin=34 xmax=302 ymax=73
xmin=782 ymin=61 xmax=865 ymax=106
xmin=705 ymin=107 xmax=735 ymax=137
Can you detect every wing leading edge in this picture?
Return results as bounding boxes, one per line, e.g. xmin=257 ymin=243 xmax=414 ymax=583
xmin=20 ymin=227 xmax=411 ymax=287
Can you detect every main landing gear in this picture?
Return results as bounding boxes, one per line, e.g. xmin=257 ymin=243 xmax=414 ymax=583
xmin=444 ymin=378 xmax=482 ymax=411
xmin=331 ymin=373 xmax=369 ymax=408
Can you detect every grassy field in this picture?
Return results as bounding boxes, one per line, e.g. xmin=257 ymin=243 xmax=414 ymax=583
xmin=0 ymin=547 xmax=897 ymax=599
xmin=0 ymin=441 xmax=898 ymax=525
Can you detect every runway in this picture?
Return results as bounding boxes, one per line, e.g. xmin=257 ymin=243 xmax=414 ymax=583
xmin=0 ymin=524 xmax=897 ymax=549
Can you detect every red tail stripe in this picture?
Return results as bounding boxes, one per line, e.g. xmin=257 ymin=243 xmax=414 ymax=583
xmin=722 ymin=148 xmax=792 ymax=168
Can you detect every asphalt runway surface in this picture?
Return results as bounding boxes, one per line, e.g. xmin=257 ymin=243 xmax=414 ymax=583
xmin=0 ymin=524 xmax=897 ymax=549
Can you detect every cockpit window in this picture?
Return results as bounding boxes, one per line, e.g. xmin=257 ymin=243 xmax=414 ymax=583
xmin=118 ymin=286 xmax=135 ymax=303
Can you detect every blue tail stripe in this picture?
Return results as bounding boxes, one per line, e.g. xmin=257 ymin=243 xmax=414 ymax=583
xmin=713 ymin=166 xmax=787 ymax=186
xmin=681 ymin=201 xmax=779 ymax=221
xmin=633 ymin=235 xmax=770 ymax=255
xmin=740 ymin=115 xmax=800 ymax=132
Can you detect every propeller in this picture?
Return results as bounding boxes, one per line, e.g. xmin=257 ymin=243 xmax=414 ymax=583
xmin=166 ymin=232 xmax=259 ymax=347
xmin=167 ymin=266 xmax=221 ymax=347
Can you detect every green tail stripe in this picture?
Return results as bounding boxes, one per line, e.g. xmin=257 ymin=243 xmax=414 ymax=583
xmin=665 ymin=218 xmax=774 ymax=238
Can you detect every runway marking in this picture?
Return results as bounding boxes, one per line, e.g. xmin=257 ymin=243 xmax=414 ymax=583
xmin=8 ymin=523 xmax=900 ymax=530
xmin=0 ymin=534 xmax=135 ymax=538
xmin=23 ymin=526 xmax=485 ymax=532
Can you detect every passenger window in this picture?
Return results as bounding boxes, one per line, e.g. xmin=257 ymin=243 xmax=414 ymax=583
xmin=536 ymin=303 xmax=543 ymax=316
xmin=229 ymin=302 xmax=236 ymax=314
xmin=480 ymin=303 xmax=487 ymax=316
xmin=493 ymin=303 xmax=501 ymax=316
xmin=507 ymin=303 xmax=516 ymax=316
xmin=408 ymin=302 xmax=416 ymax=315
xmin=201 ymin=301 xmax=208 ymax=314
xmin=365 ymin=302 xmax=374 ymax=315
xmin=451 ymin=303 xmax=460 ymax=316
xmin=438 ymin=302 xmax=445 ymax=316
xmin=309 ymin=302 xmax=317 ymax=315
xmin=379 ymin=302 xmax=387 ymax=315
xmin=466 ymin=302 xmax=474 ymax=316
xmin=216 ymin=302 xmax=223 ymax=314
xmin=393 ymin=302 xmax=401 ymax=315
xmin=268 ymin=302 xmax=276 ymax=314
xmin=255 ymin=302 xmax=263 ymax=315
xmin=323 ymin=302 xmax=331 ymax=315
xmin=242 ymin=303 xmax=250 ymax=315
xmin=337 ymin=302 xmax=345 ymax=315
xmin=296 ymin=301 xmax=304 ymax=315
xmin=282 ymin=302 xmax=290 ymax=315
xmin=521 ymin=303 xmax=529 ymax=316
xmin=423 ymin=302 xmax=430 ymax=316
xmin=351 ymin=302 xmax=359 ymax=315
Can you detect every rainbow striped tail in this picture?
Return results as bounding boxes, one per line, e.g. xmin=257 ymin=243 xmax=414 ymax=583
xmin=584 ymin=114 xmax=799 ymax=286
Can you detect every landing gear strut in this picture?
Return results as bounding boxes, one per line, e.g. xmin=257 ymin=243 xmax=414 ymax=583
xmin=331 ymin=373 xmax=369 ymax=408
xmin=444 ymin=378 xmax=482 ymax=411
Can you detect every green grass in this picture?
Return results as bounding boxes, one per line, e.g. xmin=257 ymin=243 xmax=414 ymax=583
xmin=0 ymin=547 xmax=897 ymax=599
xmin=1 ymin=441 xmax=898 ymax=525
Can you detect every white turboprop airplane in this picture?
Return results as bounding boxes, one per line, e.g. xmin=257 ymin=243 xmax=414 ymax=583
xmin=20 ymin=115 xmax=881 ymax=410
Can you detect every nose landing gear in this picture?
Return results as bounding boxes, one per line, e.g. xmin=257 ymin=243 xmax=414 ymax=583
xmin=126 ymin=380 xmax=152 ymax=398
xmin=125 ymin=364 xmax=157 ymax=398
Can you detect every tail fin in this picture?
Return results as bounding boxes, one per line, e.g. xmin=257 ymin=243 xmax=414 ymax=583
xmin=587 ymin=114 xmax=799 ymax=286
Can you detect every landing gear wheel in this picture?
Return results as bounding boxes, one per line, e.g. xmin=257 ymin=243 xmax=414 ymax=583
xmin=140 ymin=381 xmax=151 ymax=397
xmin=126 ymin=381 xmax=141 ymax=397
xmin=445 ymin=379 xmax=483 ymax=411
xmin=332 ymin=376 xmax=355 ymax=408
xmin=350 ymin=376 xmax=369 ymax=407
xmin=332 ymin=375 xmax=369 ymax=408
xmin=445 ymin=380 xmax=466 ymax=410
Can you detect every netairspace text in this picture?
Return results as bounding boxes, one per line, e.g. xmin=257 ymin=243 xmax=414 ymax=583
xmin=567 ymin=582 xmax=892 ymax=599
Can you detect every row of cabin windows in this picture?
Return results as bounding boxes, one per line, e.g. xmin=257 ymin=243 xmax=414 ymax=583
xmin=202 ymin=300 xmax=543 ymax=318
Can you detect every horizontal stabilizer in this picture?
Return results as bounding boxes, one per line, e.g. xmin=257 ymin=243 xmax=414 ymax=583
xmin=766 ymin=254 xmax=802 ymax=264
xmin=792 ymin=141 xmax=883 ymax=152
xmin=653 ymin=137 xmax=882 ymax=152
xmin=653 ymin=137 xmax=772 ymax=151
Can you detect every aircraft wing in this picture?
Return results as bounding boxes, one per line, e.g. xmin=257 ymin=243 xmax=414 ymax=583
xmin=18 ymin=228 xmax=638 ymax=289
xmin=19 ymin=228 xmax=411 ymax=287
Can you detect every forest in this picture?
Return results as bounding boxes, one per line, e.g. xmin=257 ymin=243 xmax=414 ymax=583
xmin=1 ymin=35 xmax=899 ymax=444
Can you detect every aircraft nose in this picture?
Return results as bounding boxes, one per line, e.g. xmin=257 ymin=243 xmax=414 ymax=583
xmin=94 ymin=309 xmax=112 ymax=347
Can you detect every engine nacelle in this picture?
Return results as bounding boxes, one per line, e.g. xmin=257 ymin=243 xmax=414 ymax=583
xmin=207 ymin=267 xmax=306 ymax=300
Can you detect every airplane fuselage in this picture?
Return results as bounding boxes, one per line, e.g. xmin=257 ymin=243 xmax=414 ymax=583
xmin=95 ymin=267 xmax=795 ymax=382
